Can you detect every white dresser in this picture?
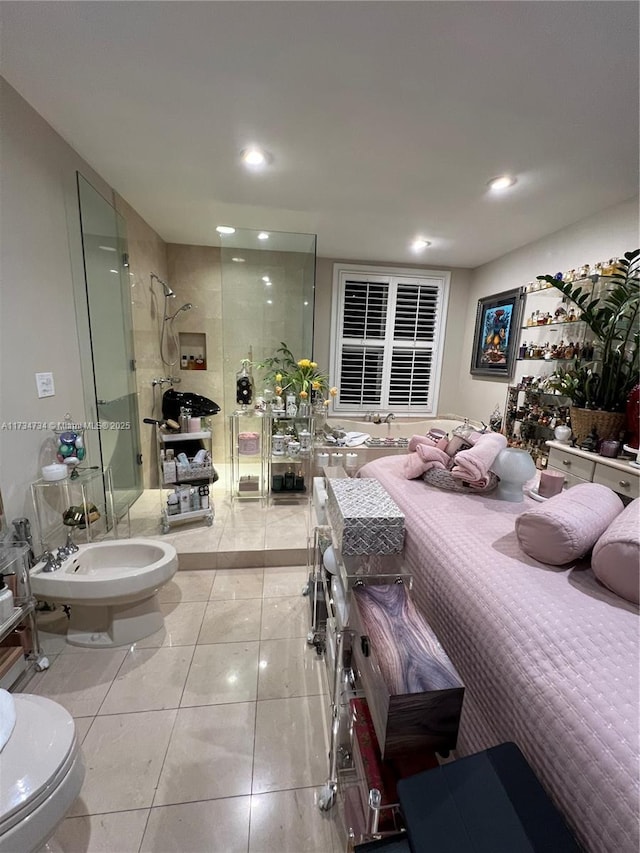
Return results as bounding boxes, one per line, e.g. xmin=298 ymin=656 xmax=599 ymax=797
xmin=545 ymin=440 xmax=640 ymax=501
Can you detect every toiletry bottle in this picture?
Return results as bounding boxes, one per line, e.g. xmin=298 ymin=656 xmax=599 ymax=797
xmin=195 ymin=353 xmax=205 ymax=370
xmin=199 ymin=484 xmax=209 ymax=509
xmin=179 ymin=488 xmax=191 ymax=513
xmin=0 ymin=573 xmax=15 ymax=621
xmin=188 ymin=355 xmax=195 ymax=370
xmin=181 ymin=354 xmax=188 ymax=370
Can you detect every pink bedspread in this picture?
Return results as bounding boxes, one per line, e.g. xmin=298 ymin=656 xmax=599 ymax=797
xmin=358 ymin=454 xmax=639 ymax=853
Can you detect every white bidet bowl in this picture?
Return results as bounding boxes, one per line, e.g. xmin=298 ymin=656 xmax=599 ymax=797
xmin=30 ymin=539 xmax=178 ymax=648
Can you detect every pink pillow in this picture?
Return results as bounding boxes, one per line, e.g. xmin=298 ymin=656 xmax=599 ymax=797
xmin=515 ymin=483 xmax=624 ymax=566
xmin=591 ymin=499 xmax=640 ymax=604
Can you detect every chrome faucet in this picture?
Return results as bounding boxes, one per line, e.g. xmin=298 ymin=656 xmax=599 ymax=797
xmin=41 ymin=551 xmax=62 ymax=573
xmin=384 ymin=413 xmax=396 ymax=423
xmin=57 ymin=531 xmax=79 ymax=561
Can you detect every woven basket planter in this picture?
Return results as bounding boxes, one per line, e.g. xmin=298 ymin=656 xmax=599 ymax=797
xmin=570 ymin=407 xmax=626 ymax=445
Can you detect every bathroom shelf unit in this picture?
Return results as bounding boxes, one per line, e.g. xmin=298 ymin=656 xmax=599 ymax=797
xmin=30 ymin=467 xmax=124 ymax=554
xmin=504 ymin=385 xmax=572 ymax=467
xmin=266 ymin=413 xmax=314 ymax=504
xmin=0 ymin=544 xmax=48 ymax=689
xmin=228 ymin=410 xmax=268 ymax=501
xmin=157 ymin=427 xmax=215 ymax=533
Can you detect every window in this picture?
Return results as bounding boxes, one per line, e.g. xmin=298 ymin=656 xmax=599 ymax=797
xmin=330 ymin=264 xmax=450 ymax=415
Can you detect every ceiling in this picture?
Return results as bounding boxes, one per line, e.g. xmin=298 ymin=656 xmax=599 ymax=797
xmin=1 ymin=1 xmax=638 ymax=268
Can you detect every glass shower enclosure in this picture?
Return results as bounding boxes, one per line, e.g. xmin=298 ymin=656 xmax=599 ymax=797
xmin=76 ymin=174 xmax=143 ymax=518
xmin=219 ymin=228 xmax=317 ymax=412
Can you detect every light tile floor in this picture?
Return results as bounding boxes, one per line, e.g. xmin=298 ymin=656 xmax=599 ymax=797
xmin=128 ymin=480 xmax=313 ymax=570
xmin=27 ymin=566 xmax=345 ymax=853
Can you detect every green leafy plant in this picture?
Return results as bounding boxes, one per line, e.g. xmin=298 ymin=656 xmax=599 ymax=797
xmin=253 ymin=342 xmax=336 ymax=403
xmin=537 ymin=249 xmax=639 ymax=412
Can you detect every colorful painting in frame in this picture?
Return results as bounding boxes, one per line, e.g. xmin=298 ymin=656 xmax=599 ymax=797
xmin=470 ymin=288 xmax=524 ymax=377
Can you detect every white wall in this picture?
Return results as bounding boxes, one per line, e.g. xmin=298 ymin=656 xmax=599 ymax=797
xmin=0 ymin=79 xmax=114 ymax=522
xmin=456 ymin=197 xmax=640 ymax=424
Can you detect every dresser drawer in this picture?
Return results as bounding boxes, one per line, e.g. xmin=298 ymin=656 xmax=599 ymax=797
xmin=546 ymin=466 xmax=590 ymax=490
xmin=350 ymin=584 xmax=463 ymax=759
xmin=547 ymin=448 xmax=595 ymax=481
xmin=593 ymin=463 xmax=640 ymax=500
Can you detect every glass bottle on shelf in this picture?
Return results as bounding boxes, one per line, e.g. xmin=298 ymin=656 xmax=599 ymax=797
xmin=236 ymin=360 xmax=254 ymax=409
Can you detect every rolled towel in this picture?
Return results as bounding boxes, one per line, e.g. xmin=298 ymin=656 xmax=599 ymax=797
xmin=405 ymin=444 xmax=450 ymax=479
xmin=451 ymin=431 xmax=507 ymax=488
xmin=0 ymin=688 xmax=16 ymax=752
xmin=409 ymin=434 xmax=439 ymax=452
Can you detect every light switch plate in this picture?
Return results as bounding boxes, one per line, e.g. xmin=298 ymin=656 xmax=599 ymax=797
xmin=35 ymin=372 xmax=55 ymax=398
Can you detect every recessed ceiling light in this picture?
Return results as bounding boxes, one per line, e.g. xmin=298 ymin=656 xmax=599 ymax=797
xmin=99 ymin=245 xmax=117 ymax=252
xmin=241 ymin=147 xmax=268 ymax=167
xmin=411 ymin=238 xmax=431 ymax=252
xmin=488 ymin=175 xmax=517 ymax=191
xmin=262 ymin=276 xmax=271 ymax=282
xmin=231 ymin=257 xmax=245 ymax=263
xmin=258 ymin=232 xmax=269 ymax=241
xmin=216 ymin=225 xmax=236 ymax=235
xmin=266 ymin=299 xmax=273 ymax=305
xmin=304 ymin=301 xmax=309 ymax=306
xmin=109 ymin=269 xmax=119 ymax=274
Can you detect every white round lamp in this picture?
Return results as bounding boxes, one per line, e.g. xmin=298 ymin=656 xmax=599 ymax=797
xmin=492 ymin=448 xmax=536 ymax=502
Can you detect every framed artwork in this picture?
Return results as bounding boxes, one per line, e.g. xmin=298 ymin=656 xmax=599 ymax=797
xmin=470 ymin=287 xmax=524 ymax=377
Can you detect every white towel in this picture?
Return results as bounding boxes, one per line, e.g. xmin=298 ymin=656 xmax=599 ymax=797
xmin=344 ymin=432 xmax=371 ymax=447
xmin=0 ymin=688 xmax=16 ymax=752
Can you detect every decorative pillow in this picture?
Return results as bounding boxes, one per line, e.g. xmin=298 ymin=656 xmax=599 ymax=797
xmin=515 ymin=483 xmax=624 ymax=566
xmin=591 ymin=499 xmax=639 ymax=604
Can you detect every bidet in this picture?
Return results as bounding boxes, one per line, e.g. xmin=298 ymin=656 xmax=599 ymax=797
xmin=30 ymin=538 xmax=178 ymax=647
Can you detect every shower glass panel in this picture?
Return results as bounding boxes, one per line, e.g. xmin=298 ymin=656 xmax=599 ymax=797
xmin=77 ymin=174 xmax=142 ymax=516
xmin=219 ymin=228 xmax=316 ymax=416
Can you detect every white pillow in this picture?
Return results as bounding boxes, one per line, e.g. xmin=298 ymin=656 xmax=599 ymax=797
xmin=591 ymin=499 xmax=640 ymax=604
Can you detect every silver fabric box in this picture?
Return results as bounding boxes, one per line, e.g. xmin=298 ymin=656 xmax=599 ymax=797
xmin=326 ymin=477 xmax=405 ymax=555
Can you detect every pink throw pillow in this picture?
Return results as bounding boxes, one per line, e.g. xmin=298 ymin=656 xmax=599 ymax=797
xmin=591 ymin=499 xmax=640 ymax=604
xmin=515 ymin=483 xmax=624 ymax=566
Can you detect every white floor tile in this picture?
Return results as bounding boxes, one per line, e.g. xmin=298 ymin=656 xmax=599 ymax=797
xmin=70 ymin=710 xmax=177 ymax=815
xmin=141 ymin=797 xmax=250 ymax=853
xmin=198 ymin=598 xmax=262 ymax=644
xmin=98 ymin=646 xmax=194 ymax=714
xmin=135 ymin=601 xmax=207 ymax=648
xmin=181 ymin=641 xmax=259 ymax=706
xmin=51 ymin=809 xmax=149 ymax=852
xmin=252 ymin=696 xmax=330 ymax=794
xmin=249 ymin=788 xmax=341 ymax=853
xmin=154 ymin=703 xmax=255 ymax=806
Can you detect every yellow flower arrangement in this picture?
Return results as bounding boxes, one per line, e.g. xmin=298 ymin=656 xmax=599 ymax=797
xmin=254 ymin=342 xmax=337 ymax=405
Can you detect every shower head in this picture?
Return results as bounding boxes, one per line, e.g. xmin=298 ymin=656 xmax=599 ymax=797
xmin=165 ymin=303 xmax=194 ymax=322
xmin=150 ymin=273 xmax=175 ymax=298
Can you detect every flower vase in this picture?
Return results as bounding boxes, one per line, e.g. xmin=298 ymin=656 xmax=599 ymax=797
xmin=299 ymin=401 xmax=311 ymax=417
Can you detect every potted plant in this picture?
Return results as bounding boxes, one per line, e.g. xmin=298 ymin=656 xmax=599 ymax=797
xmin=253 ymin=342 xmax=337 ymax=411
xmin=537 ymin=248 xmax=639 ymax=442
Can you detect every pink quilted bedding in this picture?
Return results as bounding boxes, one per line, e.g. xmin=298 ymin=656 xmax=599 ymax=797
xmin=358 ymin=454 xmax=639 ymax=853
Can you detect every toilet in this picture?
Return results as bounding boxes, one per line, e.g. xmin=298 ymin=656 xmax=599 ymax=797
xmin=0 ymin=694 xmax=85 ymax=853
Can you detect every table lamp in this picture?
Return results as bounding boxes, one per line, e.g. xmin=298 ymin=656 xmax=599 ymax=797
xmin=492 ymin=448 xmax=536 ymax=502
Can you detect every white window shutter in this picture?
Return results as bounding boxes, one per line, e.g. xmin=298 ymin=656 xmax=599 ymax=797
xmin=331 ymin=266 xmax=449 ymax=415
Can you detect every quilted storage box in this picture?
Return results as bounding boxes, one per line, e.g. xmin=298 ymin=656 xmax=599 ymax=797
xmin=326 ymin=477 xmax=405 ymax=555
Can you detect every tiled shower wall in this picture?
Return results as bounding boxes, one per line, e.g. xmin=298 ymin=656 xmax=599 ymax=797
xmin=165 ymin=244 xmax=225 ymax=463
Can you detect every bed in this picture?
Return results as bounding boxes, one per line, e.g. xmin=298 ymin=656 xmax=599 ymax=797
xmin=357 ymin=454 xmax=639 ymax=853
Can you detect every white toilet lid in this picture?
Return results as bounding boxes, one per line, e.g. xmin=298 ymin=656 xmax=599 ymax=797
xmin=0 ymin=695 xmax=77 ymax=830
